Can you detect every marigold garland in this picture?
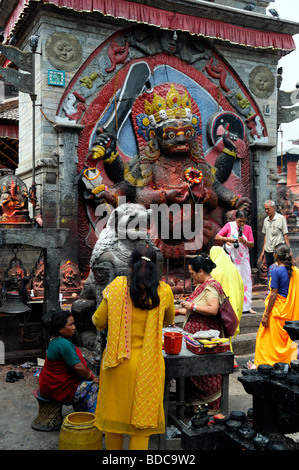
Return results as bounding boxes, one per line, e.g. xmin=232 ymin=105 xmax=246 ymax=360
xmin=83 ymin=168 xmax=101 ymax=180
xmin=184 ymin=167 xmax=203 ymax=184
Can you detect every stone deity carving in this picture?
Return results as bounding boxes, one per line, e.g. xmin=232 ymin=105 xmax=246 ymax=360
xmin=0 ymin=175 xmax=31 ymax=224
xmin=86 ymin=82 xmax=251 ymax=262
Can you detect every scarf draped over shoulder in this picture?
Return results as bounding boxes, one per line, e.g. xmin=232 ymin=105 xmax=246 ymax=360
xmin=187 ymin=277 xmax=224 ymax=303
xmin=101 ymin=275 xmax=170 ymax=429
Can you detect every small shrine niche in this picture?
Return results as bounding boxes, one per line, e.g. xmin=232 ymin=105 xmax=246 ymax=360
xmin=0 ymin=174 xmax=32 ymax=227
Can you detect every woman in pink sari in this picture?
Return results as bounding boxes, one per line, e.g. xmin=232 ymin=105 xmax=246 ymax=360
xmin=176 ymin=254 xmax=225 ymax=414
xmin=215 ymin=210 xmax=256 ymax=313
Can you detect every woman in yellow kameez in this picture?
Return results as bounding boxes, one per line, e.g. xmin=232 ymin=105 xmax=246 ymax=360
xmin=254 ymin=243 xmax=299 ymax=367
xmin=92 ymin=245 xmax=175 ymax=450
xmin=210 ymin=246 xmax=244 ymax=368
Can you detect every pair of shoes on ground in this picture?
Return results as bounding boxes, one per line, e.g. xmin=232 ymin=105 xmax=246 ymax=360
xmin=6 ymin=371 xmax=24 ymax=382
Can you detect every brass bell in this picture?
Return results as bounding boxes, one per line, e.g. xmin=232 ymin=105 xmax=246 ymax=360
xmin=0 ymin=292 xmax=31 ymax=315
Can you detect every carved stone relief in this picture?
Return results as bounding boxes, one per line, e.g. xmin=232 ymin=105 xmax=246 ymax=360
xmin=249 ymin=65 xmax=275 ymax=99
xmin=54 ymin=26 xmax=268 ymax=273
xmin=45 ymin=32 xmax=82 ymax=72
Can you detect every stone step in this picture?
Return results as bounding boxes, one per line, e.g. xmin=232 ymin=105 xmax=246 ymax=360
xmin=238 ymin=312 xmax=263 ymax=334
xmin=233 ymin=306 xmax=263 ymax=356
xmin=175 ymin=310 xmax=263 ymax=335
xmin=251 ymin=297 xmax=265 ymax=310
xmin=232 ymin=332 xmax=257 ymax=356
xmin=234 ymin=299 xmax=264 ymax=357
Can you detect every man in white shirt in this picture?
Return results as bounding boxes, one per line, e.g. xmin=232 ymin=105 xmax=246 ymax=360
xmin=259 ymin=199 xmax=291 ymax=269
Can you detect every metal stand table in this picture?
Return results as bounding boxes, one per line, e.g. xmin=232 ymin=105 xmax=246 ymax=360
xmin=159 ymin=341 xmax=234 ymax=449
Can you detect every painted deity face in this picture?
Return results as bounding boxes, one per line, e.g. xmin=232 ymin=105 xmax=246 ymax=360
xmin=160 ymin=31 xmax=178 ymax=54
xmin=156 ymin=119 xmax=195 ymax=156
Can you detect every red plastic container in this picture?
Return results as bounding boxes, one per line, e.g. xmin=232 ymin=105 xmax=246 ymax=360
xmin=164 ymin=331 xmax=183 ymax=355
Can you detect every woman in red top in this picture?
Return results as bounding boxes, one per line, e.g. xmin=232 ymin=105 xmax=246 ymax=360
xmin=39 ymin=309 xmax=99 ymax=412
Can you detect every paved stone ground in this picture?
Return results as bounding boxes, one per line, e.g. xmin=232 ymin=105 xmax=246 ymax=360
xmin=0 ymin=362 xmax=252 ymax=451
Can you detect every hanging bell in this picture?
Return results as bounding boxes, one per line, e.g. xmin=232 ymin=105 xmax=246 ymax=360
xmin=0 ymin=292 xmax=31 ymax=316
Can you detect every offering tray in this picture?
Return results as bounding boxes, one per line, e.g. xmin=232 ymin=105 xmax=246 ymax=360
xmin=186 ymin=341 xmax=230 ymax=355
xmin=184 ymin=332 xmax=230 ymax=355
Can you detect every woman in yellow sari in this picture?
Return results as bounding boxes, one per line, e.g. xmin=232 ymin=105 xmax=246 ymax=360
xmin=254 ymin=243 xmax=299 ymax=367
xmin=210 ymin=246 xmax=244 ymax=368
xmin=92 ymin=245 xmax=175 ymax=450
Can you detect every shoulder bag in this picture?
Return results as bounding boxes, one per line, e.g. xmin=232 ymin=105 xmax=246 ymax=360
xmin=218 ymin=295 xmax=239 ymax=337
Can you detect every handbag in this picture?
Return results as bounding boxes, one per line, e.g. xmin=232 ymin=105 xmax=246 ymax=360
xmin=218 ymin=295 xmax=239 ymax=337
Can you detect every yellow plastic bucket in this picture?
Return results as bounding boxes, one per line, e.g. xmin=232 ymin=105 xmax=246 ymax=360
xmin=58 ymin=412 xmax=102 ymax=450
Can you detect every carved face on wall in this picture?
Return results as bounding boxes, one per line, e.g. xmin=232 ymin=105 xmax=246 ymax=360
xmin=160 ymin=31 xmax=179 ymax=54
xmin=53 ymin=40 xmax=75 ymax=62
xmin=155 ymin=119 xmax=196 ymax=156
xmin=249 ymin=65 xmax=275 ymax=99
xmin=133 ymin=82 xmax=202 ymax=160
xmin=45 ymin=32 xmax=82 ymax=72
xmin=254 ymin=73 xmax=270 ymax=92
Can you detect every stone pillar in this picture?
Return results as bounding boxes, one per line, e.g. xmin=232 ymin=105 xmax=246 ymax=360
xmin=54 ymin=123 xmax=84 ymax=266
xmin=251 ymin=147 xmax=270 ymax=257
xmin=43 ymin=246 xmax=63 ymax=320
xmin=0 ymin=228 xmax=68 ymax=322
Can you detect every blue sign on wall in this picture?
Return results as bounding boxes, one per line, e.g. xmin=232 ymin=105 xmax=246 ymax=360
xmin=48 ymin=70 xmax=65 ymax=87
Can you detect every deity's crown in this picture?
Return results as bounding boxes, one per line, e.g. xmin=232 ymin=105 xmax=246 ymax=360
xmin=143 ymin=84 xmax=192 ymax=126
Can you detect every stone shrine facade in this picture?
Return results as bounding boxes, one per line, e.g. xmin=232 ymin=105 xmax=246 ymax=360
xmin=1 ymin=0 xmax=299 ymax=279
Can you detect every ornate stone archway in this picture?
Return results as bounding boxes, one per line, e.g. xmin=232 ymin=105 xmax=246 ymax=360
xmin=55 ymin=26 xmax=268 ymax=273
